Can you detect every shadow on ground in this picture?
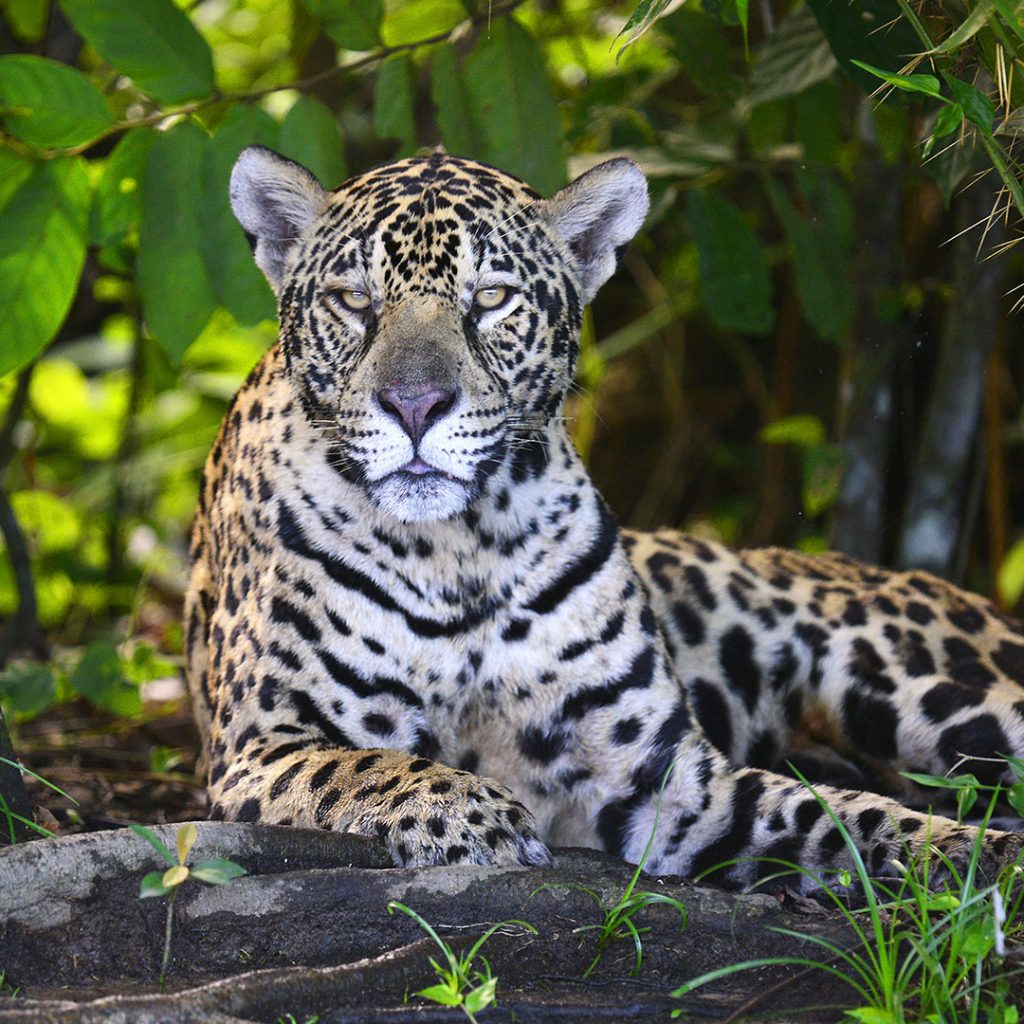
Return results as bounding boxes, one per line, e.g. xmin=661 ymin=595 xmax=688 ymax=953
xmin=1 ymin=822 xmax=861 ymax=1023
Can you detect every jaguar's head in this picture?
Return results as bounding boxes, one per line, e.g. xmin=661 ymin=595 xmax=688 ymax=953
xmin=230 ymin=147 xmax=648 ymax=523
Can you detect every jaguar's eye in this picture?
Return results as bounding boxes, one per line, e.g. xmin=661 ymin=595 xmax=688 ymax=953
xmin=474 ymin=286 xmax=512 ymax=311
xmin=325 ymin=288 xmax=372 ymax=314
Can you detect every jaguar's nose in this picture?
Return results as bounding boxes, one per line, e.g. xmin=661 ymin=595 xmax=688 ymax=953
xmin=377 ymin=384 xmax=458 ymax=445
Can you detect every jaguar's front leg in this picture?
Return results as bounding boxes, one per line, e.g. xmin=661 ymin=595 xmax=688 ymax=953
xmin=209 ymin=742 xmax=552 ymax=868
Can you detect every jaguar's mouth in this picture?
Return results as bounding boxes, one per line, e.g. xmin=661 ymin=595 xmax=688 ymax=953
xmin=369 ymin=463 xmax=475 ymax=523
xmin=394 ymin=456 xmax=459 ymax=480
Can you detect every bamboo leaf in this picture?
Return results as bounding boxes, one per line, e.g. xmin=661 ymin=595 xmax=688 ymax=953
xmin=58 ymin=0 xmax=214 ymax=103
xmin=850 ymin=60 xmax=942 ymax=99
xmin=0 ymin=157 xmax=89 ymax=377
xmin=750 ymin=4 xmax=837 ymax=106
xmin=929 ymin=0 xmax=996 ymax=53
xmin=943 ymin=74 xmax=996 ymax=131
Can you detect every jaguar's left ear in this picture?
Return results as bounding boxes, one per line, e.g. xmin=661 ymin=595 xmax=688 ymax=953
xmin=538 ymin=158 xmax=649 ymax=305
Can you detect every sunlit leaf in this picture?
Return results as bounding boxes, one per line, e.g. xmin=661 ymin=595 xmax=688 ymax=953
xmin=176 ymin=822 xmax=198 ymax=864
xmin=614 ymin=0 xmax=674 ymax=59
xmin=845 ymin=1008 xmax=899 ymax=1024
xmin=299 ymin=0 xmax=381 ymax=50
xmin=416 ymin=983 xmax=462 ymax=1007
xmin=3 ymin=0 xmax=49 ymax=42
xmin=929 ymin=0 xmax=996 ymax=54
xmin=278 ymin=95 xmax=347 ymax=188
xmin=0 ymin=55 xmax=113 ymax=148
xmin=463 ymin=977 xmax=498 ymax=1013
xmin=10 ymin=490 xmax=81 ymax=553
xmin=463 ymin=17 xmax=565 ymax=196
xmin=137 ymin=120 xmax=218 ymax=364
xmin=202 ymin=105 xmax=278 ymax=325
xmin=58 ymin=0 xmax=215 ymax=103
xmin=849 ymin=61 xmax=942 ymax=99
xmin=998 ymin=538 xmax=1024 ymax=608
xmin=70 ymin=641 xmax=141 ymax=717
xmin=686 ymin=188 xmax=774 ymax=335
xmin=801 ymin=443 xmax=845 ymax=517
xmin=190 ymin=858 xmax=247 ymax=885
xmin=90 ymin=128 xmax=156 ymax=248
xmin=0 ymin=158 xmax=89 ymax=377
xmin=374 ymin=56 xmax=416 ymax=158
xmin=0 ymin=148 xmax=33 ymax=216
xmin=162 ymin=864 xmax=190 ymax=887
xmin=760 ymin=415 xmax=826 ymax=448
xmin=750 ymin=4 xmax=836 ymax=106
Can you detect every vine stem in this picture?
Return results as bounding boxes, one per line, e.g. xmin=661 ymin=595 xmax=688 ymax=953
xmin=26 ymin=0 xmax=525 ymax=160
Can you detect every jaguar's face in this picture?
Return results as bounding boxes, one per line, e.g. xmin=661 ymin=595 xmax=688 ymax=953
xmin=231 ymin=149 xmax=648 ymax=523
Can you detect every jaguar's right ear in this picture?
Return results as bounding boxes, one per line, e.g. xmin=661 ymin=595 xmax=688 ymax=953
xmin=230 ymin=146 xmax=330 ymax=294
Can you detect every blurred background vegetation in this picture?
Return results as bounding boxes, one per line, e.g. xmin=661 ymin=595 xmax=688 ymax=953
xmin=1 ymin=0 xmax=1024 ymax=824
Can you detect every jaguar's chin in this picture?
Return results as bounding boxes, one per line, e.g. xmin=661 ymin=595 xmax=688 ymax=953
xmin=369 ymin=471 xmax=475 ymax=524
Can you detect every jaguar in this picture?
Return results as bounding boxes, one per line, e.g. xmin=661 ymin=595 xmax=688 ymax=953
xmin=184 ymin=144 xmax=1024 ymax=889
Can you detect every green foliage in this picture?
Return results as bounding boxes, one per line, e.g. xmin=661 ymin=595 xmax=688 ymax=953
xmin=388 ymin=901 xmax=536 ymax=1023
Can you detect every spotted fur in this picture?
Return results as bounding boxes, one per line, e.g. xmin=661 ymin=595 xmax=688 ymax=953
xmin=184 ymin=147 xmax=1024 ymax=889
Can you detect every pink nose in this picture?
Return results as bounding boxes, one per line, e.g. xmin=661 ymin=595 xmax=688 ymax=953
xmin=376 ymin=384 xmax=457 ymax=445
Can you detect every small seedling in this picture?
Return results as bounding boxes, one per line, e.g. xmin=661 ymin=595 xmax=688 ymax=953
xmin=388 ymin=901 xmax=536 ymax=1023
xmin=534 ymin=764 xmax=686 ymax=978
xmin=133 ymin=822 xmax=246 ymax=987
xmin=0 ymin=755 xmax=78 ymax=843
xmin=275 ymin=1015 xmax=319 ymax=1024
xmin=0 ymin=968 xmax=20 ymax=998
xmin=902 ymin=753 xmax=1024 ymax=822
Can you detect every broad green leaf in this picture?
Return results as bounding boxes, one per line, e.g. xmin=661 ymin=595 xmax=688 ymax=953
xmin=139 ymin=870 xmax=173 ymax=898
xmin=10 ymin=490 xmax=81 ymax=553
xmin=956 ymin=784 xmax=978 ymax=820
xmin=300 ymin=0 xmax=381 ymax=50
xmin=463 ymin=977 xmax=498 ymax=1014
xmin=997 ymin=538 xmax=1024 ymax=607
xmin=90 ymin=128 xmax=156 ymax=248
xmin=2 ymin=0 xmax=49 ymax=42
xmin=58 ymin=0 xmax=214 ymax=104
xmin=137 ymin=121 xmax=218 ymax=363
xmin=431 ymin=47 xmax=480 ymax=157
xmin=0 ymin=148 xmax=33 ymax=216
xmin=767 ymin=175 xmax=852 ymax=345
xmin=0 ymin=158 xmax=89 ymax=377
xmin=806 ymin=0 xmax=922 ymax=93
xmin=463 ymin=17 xmax=565 ymax=196
xmin=382 ymin=0 xmax=464 ymax=46
xmin=930 ymin=0 xmax=996 ymax=54
xmin=801 ymin=443 xmax=845 ymax=517
xmin=0 ymin=55 xmax=112 ymax=148
xmin=416 ymin=983 xmax=462 ymax=1007
xmin=849 ymin=61 xmax=942 ymax=99
xmin=202 ymin=105 xmax=278 ymax=324
xmin=374 ymin=56 xmax=416 ymax=158
xmin=686 ymin=189 xmax=774 ymax=335
xmin=942 ymin=74 xmax=996 ymax=132
xmin=163 ymin=864 xmax=190 ymax=887
xmin=131 ymin=823 xmax=177 ymax=866
xmin=795 ymin=81 xmax=841 ymax=163
xmin=278 ymin=95 xmax=347 ymax=188
xmin=70 ymin=641 xmax=141 ymax=717
xmin=190 ymin=859 xmax=247 ymax=884
xmin=845 ymin=1008 xmax=899 ymax=1024
xmin=995 ymin=0 xmax=1024 ymax=42
xmin=1008 ymin=783 xmax=1024 ymax=818
xmin=923 ymin=102 xmax=964 ymax=159
xmin=663 ymin=8 xmax=738 ymax=99
xmin=1002 ymin=754 xmax=1024 ymax=781
xmin=176 ymin=822 xmax=198 ymax=864
xmin=901 ymin=770 xmax=979 ymax=789
xmin=0 ymin=662 xmax=56 ymax=719
xmin=760 ymin=415 xmax=825 ymax=448
xmin=750 ymin=4 xmax=837 ymax=106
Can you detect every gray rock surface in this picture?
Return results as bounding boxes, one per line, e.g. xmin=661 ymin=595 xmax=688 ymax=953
xmin=0 ymin=822 xmax=860 ymax=1022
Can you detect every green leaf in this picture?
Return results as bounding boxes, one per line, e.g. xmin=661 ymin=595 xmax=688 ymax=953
xmin=767 ymin=174 xmax=852 ymax=345
xmin=845 ymin=1009 xmax=899 ymax=1024
xmin=614 ymin=0 xmax=674 ymax=58
xmin=374 ymin=56 xmax=417 ymax=158
xmin=849 ymin=61 xmax=942 ymax=99
xmin=0 ymin=148 xmax=33 ymax=216
xmin=901 ymin=771 xmax=979 ymax=789
xmin=278 ymin=95 xmax=347 ymax=188
xmin=995 ymin=0 xmax=1024 ymax=42
xmin=2 ymin=0 xmax=50 ymax=42
xmin=1002 ymin=754 xmax=1024 ymax=781
xmin=70 ymin=641 xmax=141 ymax=717
xmin=750 ymin=4 xmax=837 ymax=106
xmin=929 ymin=0 xmax=996 ymax=54
xmin=137 ymin=120 xmax=218 ymax=363
xmin=0 ymin=662 xmax=56 ymax=719
xmin=463 ymin=17 xmax=565 ymax=196
xmin=806 ymin=0 xmax=921 ymax=94
xmin=463 ymin=977 xmax=498 ymax=1014
xmin=760 ymin=415 xmax=826 ymax=448
xmin=131 ymin=823 xmax=177 ymax=866
xmin=801 ymin=443 xmax=845 ymax=517
xmin=956 ymin=784 xmax=979 ymax=820
xmin=998 ymin=538 xmax=1024 ymax=608
xmin=0 ymin=55 xmax=113 ymax=149
xmin=299 ymin=0 xmax=382 ymax=50
xmin=190 ymin=858 xmax=248 ymax=885
xmin=416 ymin=983 xmax=462 ymax=1007
xmin=0 ymin=158 xmax=89 ymax=377
xmin=924 ymin=102 xmax=964 ymax=158
xmin=942 ymin=74 xmax=996 ymax=132
xmin=58 ymin=0 xmax=215 ymax=104
xmin=139 ymin=870 xmax=173 ymax=898
xmin=686 ymin=189 xmax=774 ymax=335
xmin=202 ymin=105 xmax=278 ymax=324
xmin=430 ymin=47 xmax=480 ymax=157
xmin=90 ymin=127 xmax=156 ymax=248
xmin=663 ymin=8 xmax=738 ymax=99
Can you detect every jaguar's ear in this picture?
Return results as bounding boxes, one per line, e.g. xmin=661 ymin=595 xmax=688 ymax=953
xmin=230 ymin=146 xmax=330 ymax=294
xmin=539 ymin=158 xmax=649 ymax=305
